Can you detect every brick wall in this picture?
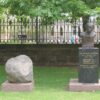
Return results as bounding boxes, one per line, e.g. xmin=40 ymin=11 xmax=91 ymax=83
xmin=0 ymin=44 xmax=99 ymax=67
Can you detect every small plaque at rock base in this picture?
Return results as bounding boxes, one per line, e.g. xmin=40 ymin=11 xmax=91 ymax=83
xmin=79 ymin=48 xmax=99 ymax=83
xmin=1 ymin=81 xmax=34 ymax=92
xmin=69 ymin=79 xmax=100 ymax=92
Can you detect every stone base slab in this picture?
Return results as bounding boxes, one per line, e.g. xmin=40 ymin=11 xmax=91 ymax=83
xmin=69 ymin=79 xmax=100 ymax=92
xmin=1 ymin=81 xmax=34 ymax=92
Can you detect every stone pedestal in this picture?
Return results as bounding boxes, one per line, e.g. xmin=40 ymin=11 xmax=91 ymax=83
xmin=79 ymin=48 xmax=99 ymax=83
xmin=69 ymin=79 xmax=100 ymax=92
xmin=68 ymin=47 xmax=100 ymax=92
xmin=1 ymin=81 xmax=34 ymax=92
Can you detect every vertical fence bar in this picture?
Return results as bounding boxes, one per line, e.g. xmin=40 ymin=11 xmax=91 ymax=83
xmin=31 ymin=18 xmax=34 ymax=43
xmin=20 ymin=17 xmax=23 ymax=44
xmin=46 ymin=19 xmax=48 ymax=43
xmin=29 ymin=18 xmax=31 ymax=43
xmin=10 ymin=18 xmax=12 ymax=43
xmin=13 ymin=18 xmax=16 ymax=43
xmin=64 ymin=20 xmax=66 ymax=43
xmin=41 ymin=19 xmax=44 ymax=43
xmin=53 ymin=20 xmax=55 ymax=43
xmin=7 ymin=18 xmax=9 ymax=43
xmin=35 ymin=17 xmax=38 ymax=44
xmin=3 ymin=19 xmax=4 ymax=42
xmin=98 ymin=25 xmax=99 ymax=43
xmin=27 ymin=18 xmax=30 ymax=43
xmin=57 ymin=19 xmax=59 ymax=44
xmin=39 ymin=18 xmax=41 ymax=43
xmin=17 ymin=18 xmax=19 ymax=44
xmin=24 ymin=17 xmax=26 ymax=43
xmin=0 ymin=19 xmax=1 ymax=43
xmin=97 ymin=25 xmax=98 ymax=43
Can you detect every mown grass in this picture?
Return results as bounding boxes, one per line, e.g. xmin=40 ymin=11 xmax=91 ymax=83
xmin=0 ymin=65 xmax=100 ymax=100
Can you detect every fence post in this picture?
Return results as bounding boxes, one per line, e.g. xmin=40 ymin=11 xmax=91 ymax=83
xmin=35 ymin=17 xmax=39 ymax=44
xmin=20 ymin=17 xmax=23 ymax=44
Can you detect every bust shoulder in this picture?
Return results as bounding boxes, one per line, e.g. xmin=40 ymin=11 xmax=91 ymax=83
xmin=90 ymin=31 xmax=96 ymax=37
xmin=80 ymin=31 xmax=96 ymax=37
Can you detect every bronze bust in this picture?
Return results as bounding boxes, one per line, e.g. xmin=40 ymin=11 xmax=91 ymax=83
xmin=80 ymin=23 xmax=96 ymax=48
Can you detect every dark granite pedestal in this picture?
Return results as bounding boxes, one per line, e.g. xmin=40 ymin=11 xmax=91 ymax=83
xmin=68 ymin=47 xmax=100 ymax=92
xmin=79 ymin=48 xmax=99 ymax=83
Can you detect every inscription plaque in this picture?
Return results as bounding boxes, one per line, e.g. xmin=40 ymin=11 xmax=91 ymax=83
xmin=79 ymin=48 xmax=99 ymax=83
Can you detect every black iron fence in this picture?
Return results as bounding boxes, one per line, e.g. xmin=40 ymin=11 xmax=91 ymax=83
xmin=0 ymin=17 xmax=100 ymax=44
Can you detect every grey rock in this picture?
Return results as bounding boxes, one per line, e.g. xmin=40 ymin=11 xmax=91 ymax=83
xmin=5 ymin=55 xmax=33 ymax=83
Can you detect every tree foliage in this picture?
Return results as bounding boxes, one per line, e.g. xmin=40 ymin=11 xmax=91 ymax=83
xmin=0 ymin=0 xmax=7 ymax=17
xmin=0 ymin=0 xmax=99 ymax=28
xmin=95 ymin=7 xmax=100 ymax=25
xmin=3 ymin=0 xmax=99 ymax=18
xmin=4 ymin=0 xmax=32 ymax=16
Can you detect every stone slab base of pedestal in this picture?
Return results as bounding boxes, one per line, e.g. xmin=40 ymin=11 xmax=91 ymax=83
xmin=1 ymin=81 xmax=34 ymax=92
xmin=69 ymin=79 xmax=100 ymax=92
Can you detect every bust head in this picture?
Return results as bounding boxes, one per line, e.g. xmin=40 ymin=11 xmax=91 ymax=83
xmin=86 ymin=23 xmax=94 ymax=34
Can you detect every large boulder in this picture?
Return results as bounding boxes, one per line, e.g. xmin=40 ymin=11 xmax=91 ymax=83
xmin=5 ymin=55 xmax=33 ymax=83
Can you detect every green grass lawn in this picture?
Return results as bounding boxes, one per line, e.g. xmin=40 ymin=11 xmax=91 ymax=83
xmin=0 ymin=65 xmax=100 ymax=100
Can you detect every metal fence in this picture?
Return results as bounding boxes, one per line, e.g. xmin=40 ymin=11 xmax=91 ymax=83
xmin=0 ymin=17 xmax=100 ymax=44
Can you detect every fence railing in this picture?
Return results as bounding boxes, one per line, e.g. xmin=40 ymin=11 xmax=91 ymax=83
xmin=0 ymin=17 xmax=100 ymax=44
